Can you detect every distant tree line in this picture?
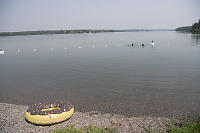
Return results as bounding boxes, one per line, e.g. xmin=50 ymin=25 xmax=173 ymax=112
xmin=175 ymin=26 xmax=192 ymax=32
xmin=175 ymin=19 xmax=200 ymax=34
xmin=0 ymin=30 xmax=116 ymax=36
xmin=0 ymin=29 xmax=173 ymax=36
xmin=192 ymin=19 xmax=200 ymax=34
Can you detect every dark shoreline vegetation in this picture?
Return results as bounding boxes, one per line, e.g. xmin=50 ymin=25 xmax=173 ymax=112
xmin=175 ymin=26 xmax=192 ymax=32
xmin=0 ymin=29 xmax=173 ymax=36
xmin=175 ymin=19 xmax=200 ymax=34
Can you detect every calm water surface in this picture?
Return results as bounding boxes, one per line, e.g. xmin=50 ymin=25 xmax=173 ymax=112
xmin=0 ymin=31 xmax=200 ymax=117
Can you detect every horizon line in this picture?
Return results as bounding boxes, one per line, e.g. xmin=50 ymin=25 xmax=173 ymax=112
xmin=0 ymin=28 xmax=175 ymax=33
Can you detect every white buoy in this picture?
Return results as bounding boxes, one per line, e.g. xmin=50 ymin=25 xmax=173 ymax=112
xmin=64 ymin=47 xmax=68 ymax=50
xmin=17 ymin=49 xmax=21 ymax=53
xmin=33 ymin=49 xmax=38 ymax=52
xmin=78 ymin=46 xmax=82 ymax=49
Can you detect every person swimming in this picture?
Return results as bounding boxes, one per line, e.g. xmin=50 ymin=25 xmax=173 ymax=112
xmin=128 ymin=43 xmax=134 ymax=46
xmin=151 ymin=40 xmax=155 ymax=47
xmin=0 ymin=49 xmax=5 ymax=55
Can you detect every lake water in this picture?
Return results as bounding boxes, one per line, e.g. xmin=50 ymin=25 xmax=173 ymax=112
xmin=0 ymin=31 xmax=200 ymax=117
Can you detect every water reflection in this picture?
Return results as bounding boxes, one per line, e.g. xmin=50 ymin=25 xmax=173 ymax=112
xmin=191 ymin=34 xmax=200 ymax=47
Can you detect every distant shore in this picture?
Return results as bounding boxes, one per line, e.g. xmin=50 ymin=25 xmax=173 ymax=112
xmin=0 ymin=102 xmax=172 ymax=133
xmin=0 ymin=29 xmax=174 ymax=36
xmin=175 ymin=26 xmax=192 ymax=32
xmin=175 ymin=20 xmax=200 ymax=34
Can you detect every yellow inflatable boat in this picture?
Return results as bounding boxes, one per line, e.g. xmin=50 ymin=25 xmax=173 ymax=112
xmin=25 ymin=101 xmax=74 ymax=125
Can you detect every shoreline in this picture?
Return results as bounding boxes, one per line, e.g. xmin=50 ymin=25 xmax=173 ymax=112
xmin=1 ymin=97 xmax=199 ymax=119
xmin=0 ymin=102 xmax=172 ymax=133
xmin=0 ymin=29 xmax=174 ymax=36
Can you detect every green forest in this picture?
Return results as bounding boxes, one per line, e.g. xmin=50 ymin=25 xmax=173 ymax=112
xmin=176 ymin=19 xmax=200 ymax=34
xmin=192 ymin=19 xmax=200 ymax=34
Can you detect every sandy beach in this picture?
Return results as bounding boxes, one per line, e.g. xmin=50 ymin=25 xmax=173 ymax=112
xmin=0 ymin=103 xmax=173 ymax=133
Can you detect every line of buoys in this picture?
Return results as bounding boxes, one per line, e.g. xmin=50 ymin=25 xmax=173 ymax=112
xmin=0 ymin=45 xmax=126 ymax=56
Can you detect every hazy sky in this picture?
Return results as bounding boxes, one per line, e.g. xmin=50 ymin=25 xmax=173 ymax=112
xmin=0 ymin=0 xmax=200 ymax=32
